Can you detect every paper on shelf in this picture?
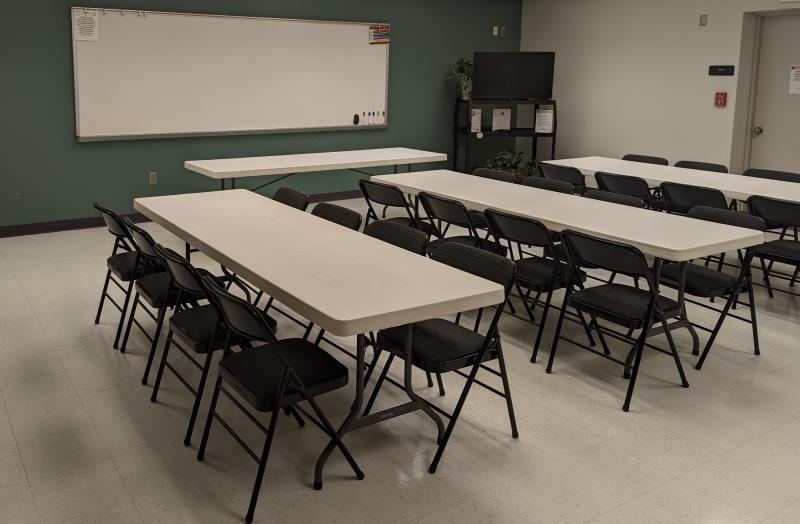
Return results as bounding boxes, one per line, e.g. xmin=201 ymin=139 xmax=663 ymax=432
xmin=492 ymin=109 xmax=511 ymax=132
xmin=535 ymin=109 xmax=554 ymax=133
xmin=470 ymin=109 xmax=482 ymax=133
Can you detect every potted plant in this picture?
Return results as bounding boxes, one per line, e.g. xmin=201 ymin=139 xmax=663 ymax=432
xmin=448 ymin=57 xmax=472 ymax=100
xmin=483 ymin=151 xmax=534 ymax=183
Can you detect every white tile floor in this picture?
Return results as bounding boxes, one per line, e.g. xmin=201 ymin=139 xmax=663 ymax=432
xmin=1 ymin=198 xmax=800 ymax=523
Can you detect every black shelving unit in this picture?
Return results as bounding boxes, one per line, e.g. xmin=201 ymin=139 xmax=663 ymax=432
xmin=452 ymin=97 xmax=557 ymax=173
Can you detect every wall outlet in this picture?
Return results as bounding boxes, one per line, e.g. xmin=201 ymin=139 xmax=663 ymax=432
xmin=148 ymin=170 xmax=157 ymax=184
xmin=492 ymin=25 xmax=499 ymax=36
xmin=699 ymin=14 xmax=708 ymax=27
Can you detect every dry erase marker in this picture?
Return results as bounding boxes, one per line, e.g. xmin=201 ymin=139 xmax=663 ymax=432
xmin=362 ymin=112 xmax=366 ymax=125
xmin=382 ymin=110 xmax=386 ymax=124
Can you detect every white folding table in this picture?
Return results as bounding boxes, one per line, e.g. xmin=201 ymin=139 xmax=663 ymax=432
xmin=372 ymin=170 xmax=765 ymax=364
xmin=545 ymin=156 xmax=800 ymax=203
xmin=185 ymin=147 xmax=448 ymax=191
xmin=133 ymin=189 xmax=504 ymax=487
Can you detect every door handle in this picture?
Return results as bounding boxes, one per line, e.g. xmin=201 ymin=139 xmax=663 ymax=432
xmin=753 ymin=126 xmax=764 ymax=136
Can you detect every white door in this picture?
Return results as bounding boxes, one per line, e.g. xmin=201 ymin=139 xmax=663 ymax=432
xmin=749 ymin=14 xmax=800 ymax=173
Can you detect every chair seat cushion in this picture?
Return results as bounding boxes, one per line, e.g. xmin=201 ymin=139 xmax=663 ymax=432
xmin=107 ymin=252 xmax=157 ymax=281
xmin=659 ymin=263 xmax=741 ymax=298
xmin=568 ymin=284 xmax=680 ymax=329
xmin=384 ymin=216 xmax=435 ymax=235
xmin=135 ymin=272 xmax=184 ymax=308
xmin=218 ymin=339 xmax=348 ymax=412
xmin=516 ymin=257 xmax=585 ymax=289
xmin=377 ymin=318 xmax=492 ymax=373
xmin=169 ymin=305 xmax=277 ymax=353
xmin=757 ymin=239 xmax=800 ymax=265
xmin=427 ymin=236 xmax=507 ymax=257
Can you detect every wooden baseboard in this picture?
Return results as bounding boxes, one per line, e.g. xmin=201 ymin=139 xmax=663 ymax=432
xmin=0 ymin=190 xmax=362 ymax=238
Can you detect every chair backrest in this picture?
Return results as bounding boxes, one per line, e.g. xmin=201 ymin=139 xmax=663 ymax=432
xmin=660 ymin=182 xmax=728 ymax=214
xmin=583 ymin=189 xmax=646 ymax=208
xmin=687 ymin=206 xmax=765 ymax=231
xmin=562 ymin=229 xmax=651 ymax=279
xmin=747 ymin=195 xmax=800 ymax=228
xmin=201 ymin=275 xmax=277 ymax=343
xmin=153 ymin=244 xmax=205 ymax=296
xmin=359 ymin=179 xmax=409 ymax=207
xmin=522 ymin=176 xmax=574 ymax=194
xmin=674 ymin=160 xmax=728 ymax=173
xmin=743 ymin=168 xmax=800 ymax=184
xmin=622 ymin=154 xmax=668 ymax=166
xmin=484 ymin=209 xmax=554 ymax=251
xmin=538 ymin=163 xmax=585 ymax=192
xmin=430 ymin=243 xmax=516 ymax=340
xmin=94 ymin=202 xmax=130 ymax=239
xmin=472 ymin=167 xmax=515 ymax=183
xmin=594 ymin=172 xmax=652 ymax=200
xmin=364 ymin=220 xmax=427 ymax=255
xmin=311 ymin=203 xmax=362 ymax=231
xmin=273 ymin=187 xmax=309 ymax=211
xmin=418 ymin=192 xmax=475 ymax=231
xmin=123 ymin=218 xmax=161 ymax=262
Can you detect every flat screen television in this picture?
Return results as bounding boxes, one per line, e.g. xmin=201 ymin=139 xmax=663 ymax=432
xmin=471 ymin=52 xmax=555 ymax=99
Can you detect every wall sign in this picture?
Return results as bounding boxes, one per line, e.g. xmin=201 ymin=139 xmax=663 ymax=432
xmin=790 ymin=65 xmax=800 ymax=95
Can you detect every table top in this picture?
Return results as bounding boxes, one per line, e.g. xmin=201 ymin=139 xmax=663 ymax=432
xmin=184 ymin=147 xmax=448 ymax=179
xmin=546 ymin=156 xmax=800 ymax=203
xmin=133 ymin=190 xmax=504 ymax=336
xmin=372 ymin=170 xmax=764 ymax=262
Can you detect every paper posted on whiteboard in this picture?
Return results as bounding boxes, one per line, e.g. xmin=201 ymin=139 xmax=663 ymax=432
xmin=470 ymin=109 xmax=482 ymax=133
xmin=491 ymin=109 xmax=511 ymax=132
xmin=535 ymin=109 xmax=554 ymax=133
xmin=790 ymin=65 xmax=800 ymax=95
xmin=73 ymin=10 xmax=99 ymax=41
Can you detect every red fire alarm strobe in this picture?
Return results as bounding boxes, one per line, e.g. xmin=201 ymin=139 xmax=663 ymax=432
xmin=715 ymin=91 xmax=728 ymax=108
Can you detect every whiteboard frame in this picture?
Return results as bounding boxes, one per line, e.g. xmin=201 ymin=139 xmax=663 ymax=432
xmin=71 ymin=7 xmax=390 ymax=142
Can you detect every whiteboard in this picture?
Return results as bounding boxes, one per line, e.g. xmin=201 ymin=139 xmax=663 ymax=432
xmin=71 ymin=8 xmax=390 ymax=141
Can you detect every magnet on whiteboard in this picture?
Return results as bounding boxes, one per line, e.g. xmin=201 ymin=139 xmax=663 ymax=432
xmin=476 ymin=132 xmax=484 ymax=139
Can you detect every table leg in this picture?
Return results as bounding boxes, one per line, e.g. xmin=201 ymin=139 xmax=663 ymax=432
xmin=220 ymin=179 xmax=226 ymax=190
xmin=231 ymin=178 xmax=236 ymax=189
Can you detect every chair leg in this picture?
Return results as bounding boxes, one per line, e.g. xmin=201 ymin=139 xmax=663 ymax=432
xmin=141 ymin=304 xmax=168 ymax=383
xmin=184 ymin=348 xmax=216 ymax=446
xmin=717 ymin=252 xmax=726 ymax=273
xmin=748 ymin=283 xmax=760 ymax=356
xmin=530 ymin=289 xmax=553 ymax=363
xmin=758 ymin=257 xmax=774 ymax=298
xmin=589 ymin=314 xmax=611 ymax=355
xmin=302 ymin=322 xmax=315 ymax=340
xmin=661 ymin=317 xmax=689 ymax=388
xmin=304 ymin=395 xmax=363 ymax=480
xmin=622 ymin=334 xmax=648 ymax=412
xmin=790 ymin=266 xmax=800 ymax=288
xmin=695 ymin=290 xmax=741 ymax=371
xmin=576 ymin=311 xmax=596 ymax=347
xmin=435 ymin=373 xmax=445 ymax=396
xmin=283 ymin=407 xmax=306 ymax=428
xmin=495 ymin=341 xmax=519 ymax=438
xmin=197 ymin=375 xmax=223 ymax=462
xmin=94 ymin=269 xmax=112 ymax=324
xmin=545 ymin=300 xmax=570 ymax=374
xmin=363 ymin=354 xmax=394 ymax=416
xmin=244 ymin=374 xmax=287 ymax=524
xmin=119 ymin=292 xmax=140 ymax=353
xmin=113 ymin=279 xmax=135 ymax=349
xmin=150 ymin=330 xmax=174 ymax=403
xmin=425 ymin=371 xmax=434 ymax=388
xmin=428 ymin=360 xmax=481 ymax=474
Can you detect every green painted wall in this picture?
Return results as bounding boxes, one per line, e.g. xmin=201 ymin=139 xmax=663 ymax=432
xmin=0 ymin=0 xmax=521 ymax=227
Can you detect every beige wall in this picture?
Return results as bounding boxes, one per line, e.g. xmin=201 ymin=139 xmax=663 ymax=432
xmin=521 ymin=0 xmax=797 ymax=171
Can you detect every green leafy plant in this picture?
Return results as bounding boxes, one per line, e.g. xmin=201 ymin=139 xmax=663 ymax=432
xmin=448 ymin=57 xmax=473 ymax=100
xmin=483 ymin=150 xmax=533 ymax=174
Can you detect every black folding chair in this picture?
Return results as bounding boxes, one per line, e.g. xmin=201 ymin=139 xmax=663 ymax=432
xmin=485 ymin=209 xmax=597 ymax=362
xmin=674 ymin=160 xmax=728 ymax=173
xmin=359 ymin=179 xmax=433 ymax=234
xmin=659 ymin=207 xmax=764 ymax=370
xmin=743 ymin=168 xmax=800 ymax=184
xmin=472 ymin=167 xmax=515 ymax=183
xmin=149 ymin=244 xmax=277 ymax=446
xmin=273 ymin=187 xmax=309 ymax=211
xmin=368 ymin=243 xmax=518 ymax=473
xmin=583 ymin=189 xmax=646 ymax=208
xmin=622 ymin=154 xmax=668 ymax=166
xmin=538 ymin=163 xmax=587 ymax=194
xmin=595 ymin=172 xmax=664 ymax=210
xmin=197 ymin=275 xmax=362 ymax=523
xmin=310 ymin=202 xmax=363 ymax=231
xmin=119 ymin=220 xmax=189 ymax=385
xmin=418 ymin=192 xmax=507 ymax=257
xmin=93 ymin=203 xmax=154 ymax=349
xmin=522 ymin=176 xmax=574 ymax=194
xmin=748 ymin=195 xmax=800 ymax=297
xmin=546 ymin=230 xmax=689 ymax=412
